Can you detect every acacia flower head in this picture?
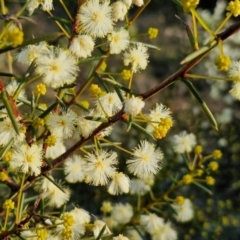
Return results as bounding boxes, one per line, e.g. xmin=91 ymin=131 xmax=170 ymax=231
xmin=6 ymin=26 xmax=24 ymax=47
xmin=226 ymin=0 xmax=240 ymax=17
xmin=123 ymin=43 xmax=149 ymax=73
xmin=27 ymin=0 xmax=40 ymax=15
xmin=77 ymin=109 xmax=103 ymax=138
xmin=70 ymin=207 xmax=90 ymax=225
xmin=46 ymin=109 xmax=78 ymax=139
xmin=230 ymin=82 xmax=240 ymax=100
xmin=0 ymin=117 xmax=25 ymax=147
xmin=5 ymin=80 xmax=27 ymax=101
xmin=206 ymin=176 xmax=215 ymax=185
xmin=27 ymin=0 xmax=53 ymax=14
xmin=140 ymin=213 xmax=164 ymax=234
xmin=181 ymin=0 xmax=199 ymax=12
xmin=228 ymin=61 xmax=240 ymax=81
xmin=77 ymin=0 xmax=114 ymax=38
xmin=96 ymin=91 xmax=123 ymax=116
xmin=111 ymin=1 xmax=128 ymax=22
xmin=122 ymin=69 xmax=132 ymax=80
xmin=101 ymin=201 xmax=113 ymax=214
xmin=127 ymin=140 xmax=164 ymax=179
xmin=16 ymin=41 xmax=49 ymax=65
xmin=45 ymin=140 xmax=66 ymax=159
xmin=172 ymin=131 xmax=196 ymax=153
xmin=152 ymin=221 xmax=177 ymax=240
xmin=146 ymin=103 xmax=173 ymax=139
xmin=148 ymin=27 xmax=159 ymax=39
xmin=171 ymin=198 xmax=194 ymax=222
xmin=3 ymin=199 xmax=15 ymax=210
xmin=124 ymin=96 xmax=145 ymax=116
xmin=132 ymin=0 xmax=144 ymax=7
xmin=56 ymin=208 xmax=90 ymax=239
xmin=208 ymin=161 xmax=219 ymax=171
xmin=41 ymin=0 xmax=53 ymax=12
xmin=110 ymin=203 xmax=133 ymax=224
xmin=64 ymin=155 xmax=85 ymax=183
xmin=130 ymin=178 xmax=151 ymax=195
xmin=108 ymin=28 xmax=129 ymax=54
xmin=69 ymin=35 xmax=95 ymax=59
xmin=93 ymin=220 xmax=111 ymax=239
xmin=9 ymin=144 xmax=42 ymax=176
xmin=215 ymin=54 xmax=232 ymax=72
xmin=83 ymin=150 xmax=118 ymax=186
xmin=44 ymin=135 xmax=57 ymax=147
xmin=122 ymin=0 xmax=132 ymax=8
xmin=40 ymin=178 xmax=70 ymax=208
xmin=108 ymin=172 xmax=130 ymax=195
xmin=35 ymin=47 xmax=79 ymax=88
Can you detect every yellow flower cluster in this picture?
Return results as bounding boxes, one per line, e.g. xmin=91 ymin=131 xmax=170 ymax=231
xmin=181 ymin=0 xmax=199 ymax=12
xmin=182 ymin=174 xmax=193 ymax=184
xmin=100 ymin=201 xmax=113 ymax=213
xmin=206 ymin=176 xmax=215 ymax=185
xmin=215 ymin=55 xmax=232 ymax=72
xmin=121 ymin=69 xmax=132 ymax=81
xmin=35 ymin=83 xmax=47 ymax=95
xmin=89 ymin=84 xmax=105 ymax=97
xmin=226 ymin=0 xmax=240 ymax=17
xmin=62 ymin=227 xmax=73 ymax=240
xmin=62 ymin=213 xmax=75 ymax=227
xmin=39 ymin=103 xmax=47 ymax=109
xmin=5 ymin=27 xmax=24 ymax=47
xmin=196 ymin=169 xmax=204 ymax=176
xmin=175 ymin=196 xmax=185 ymax=205
xmin=153 ymin=117 xmax=173 ymax=139
xmin=100 ymin=61 xmax=107 ymax=71
xmin=33 ymin=118 xmax=45 ymax=128
xmin=194 ymin=145 xmax=203 ymax=154
xmin=0 ymin=172 xmax=8 ymax=181
xmin=62 ymin=213 xmax=75 ymax=240
xmin=3 ymin=199 xmax=15 ymax=210
xmin=80 ymin=100 xmax=90 ymax=109
xmin=148 ymin=28 xmax=158 ymax=39
xmin=45 ymin=135 xmax=57 ymax=147
xmin=36 ymin=229 xmax=48 ymax=240
xmin=212 ymin=149 xmax=222 ymax=159
xmin=208 ymin=161 xmax=219 ymax=171
xmin=3 ymin=151 xmax=12 ymax=162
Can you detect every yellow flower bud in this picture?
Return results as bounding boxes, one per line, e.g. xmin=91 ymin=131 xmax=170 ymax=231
xmin=45 ymin=135 xmax=57 ymax=147
xmin=175 ymin=196 xmax=185 ymax=205
xmin=3 ymin=199 xmax=15 ymax=210
xmin=3 ymin=151 xmax=12 ymax=162
xmin=182 ymin=174 xmax=193 ymax=184
xmin=80 ymin=100 xmax=90 ymax=109
xmin=35 ymin=83 xmax=47 ymax=95
xmin=121 ymin=69 xmax=132 ymax=81
xmin=196 ymin=169 xmax=204 ymax=176
xmin=212 ymin=150 xmax=222 ymax=159
xmin=215 ymin=55 xmax=231 ymax=72
xmin=206 ymin=176 xmax=215 ymax=185
xmin=0 ymin=172 xmax=8 ymax=181
xmin=33 ymin=118 xmax=45 ymax=128
xmin=194 ymin=145 xmax=203 ymax=154
xmin=208 ymin=161 xmax=219 ymax=171
xmin=148 ymin=28 xmax=158 ymax=39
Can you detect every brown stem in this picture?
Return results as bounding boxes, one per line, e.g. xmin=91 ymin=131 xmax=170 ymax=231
xmin=128 ymin=0 xmax=151 ymax=26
